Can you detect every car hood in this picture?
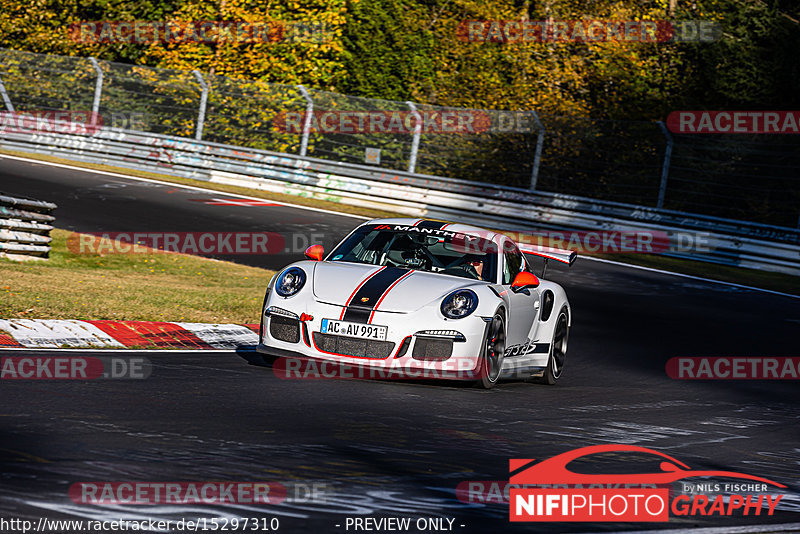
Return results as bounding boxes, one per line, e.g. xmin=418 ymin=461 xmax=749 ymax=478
xmin=312 ymin=262 xmax=483 ymax=313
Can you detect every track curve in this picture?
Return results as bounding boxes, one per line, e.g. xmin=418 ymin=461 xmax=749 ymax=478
xmin=1 ymin=154 xmax=798 ymax=532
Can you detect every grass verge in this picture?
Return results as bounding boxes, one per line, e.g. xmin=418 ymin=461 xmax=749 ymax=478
xmin=1 ymin=148 xmax=797 ymax=296
xmin=0 ymin=229 xmax=274 ymax=323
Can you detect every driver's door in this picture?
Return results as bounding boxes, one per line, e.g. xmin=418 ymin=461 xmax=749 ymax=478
xmin=500 ymin=241 xmax=540 ymax=349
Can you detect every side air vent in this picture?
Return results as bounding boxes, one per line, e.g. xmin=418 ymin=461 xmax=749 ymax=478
xmin=541 ymin=290 xmax=555 ymax=322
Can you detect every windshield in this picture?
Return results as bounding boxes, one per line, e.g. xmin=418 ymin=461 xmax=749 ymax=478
xmin=329 ymin=224 xmax=498 ymax=282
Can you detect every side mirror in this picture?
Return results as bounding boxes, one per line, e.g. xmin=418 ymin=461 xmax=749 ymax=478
xmin=511 ymin=271 xmax=540 ymax=292
xmin=305 ymin=245 xmax=324 ymax=261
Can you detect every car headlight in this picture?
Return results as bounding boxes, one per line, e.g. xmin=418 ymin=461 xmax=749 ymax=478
xmin=275 ymin=267 xmax=306 ymax=297
xmin=441 ymin=289 xmax=478 ymax=319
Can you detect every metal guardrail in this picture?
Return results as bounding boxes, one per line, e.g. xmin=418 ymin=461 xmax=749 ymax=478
xmin=0 ymin=123 xmax=798 ymax=275
xmin=2 ymin=48 xmax=799 ymax=228
xmin=0 ymin=193 xmax=56 ymax=259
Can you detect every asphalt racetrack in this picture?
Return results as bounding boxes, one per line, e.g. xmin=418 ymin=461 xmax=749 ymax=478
xmin=1 ymin=154 xmax=799 ymax=533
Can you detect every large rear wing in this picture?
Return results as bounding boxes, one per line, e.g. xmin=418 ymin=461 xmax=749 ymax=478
xmin=518 ymin=244 xmax=578 ymax=266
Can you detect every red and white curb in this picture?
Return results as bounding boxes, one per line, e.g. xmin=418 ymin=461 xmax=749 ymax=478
xmin=0 ymin=319 xmax=259 ymax=349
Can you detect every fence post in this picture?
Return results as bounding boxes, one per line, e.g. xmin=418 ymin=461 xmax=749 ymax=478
xmin=530 ymin=111 xmax=545 ymax=191
xmin=193 ymin=70 xmax=209 ymax=141
xmin=406 ymin=101 xmax=422 ymax=174
xmin=297 ymin=85 xmax=313 ymax=157
xmin=657 ymin=121 xmax=673 ymax=209
xmin=88 ymin=57 xmax=103 ymax=126
xmin=0 ymin=73 xmax=14 ymax=112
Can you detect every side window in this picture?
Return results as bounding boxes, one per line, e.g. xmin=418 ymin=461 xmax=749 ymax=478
xmin=502 ymin=244 xmax=525 ymax=285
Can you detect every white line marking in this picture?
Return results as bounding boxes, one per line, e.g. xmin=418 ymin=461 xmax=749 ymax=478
xmin=582 ymin=256 xmax=800 ymax=300
xmin=0 ymin=152 xmax=368 ymax=221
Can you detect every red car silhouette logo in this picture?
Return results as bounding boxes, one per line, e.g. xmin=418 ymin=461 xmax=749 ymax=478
xmin=510 ymin=444 xmax=786 ymax=487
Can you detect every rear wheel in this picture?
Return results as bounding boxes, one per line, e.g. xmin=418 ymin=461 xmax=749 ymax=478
xmin=478 ymin=312 xmax=506 ymax=389
xmin=542 ymin=308 xmax=568 ymax=385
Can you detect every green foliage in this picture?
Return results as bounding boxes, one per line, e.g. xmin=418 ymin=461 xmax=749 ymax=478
xmin=1 ymin=0 xmax=798 ymax=226
xmin=340 ymin=0 xmax=437 ymax=100
xmin=1 ymin=0 xmax=797 ymax=117
xmin=678 ymin=0 xmax=800 ymax=109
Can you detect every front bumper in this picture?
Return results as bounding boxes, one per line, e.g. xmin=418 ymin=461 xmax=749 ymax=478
xmin=258 ymin=301 xmax=488 ymax=380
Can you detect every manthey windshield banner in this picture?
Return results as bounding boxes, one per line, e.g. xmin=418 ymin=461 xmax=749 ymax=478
xmin=504 ymin=444 xmax=785 ymax=523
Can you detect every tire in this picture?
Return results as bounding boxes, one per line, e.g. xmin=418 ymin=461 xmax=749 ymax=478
xmin=542 ymin=308 xmax=569 ymax=385
xmin=477 ymin=312 xmax=506 ymax=389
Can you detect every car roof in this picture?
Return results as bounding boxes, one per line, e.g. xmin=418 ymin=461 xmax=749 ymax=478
xmin=362 ymin=218 xmax=502 ymax=242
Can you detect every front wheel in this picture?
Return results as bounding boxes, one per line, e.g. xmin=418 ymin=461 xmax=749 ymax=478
xmin=477 ymin=312 xmax=506 ymax=389
xmin=542 ymin=308 xmax=569 ymax=385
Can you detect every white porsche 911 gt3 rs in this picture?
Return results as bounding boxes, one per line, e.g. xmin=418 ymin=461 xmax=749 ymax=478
xmin=257 ymin=219 xmax=576 ymax=388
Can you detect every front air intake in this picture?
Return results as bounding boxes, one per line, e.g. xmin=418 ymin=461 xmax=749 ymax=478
xmin=412 ymin=338 xmax=453 ymax=361
xmin=312 ymin=332 xmax=395 ymax=359
xmin=269 ymin=315 xmax=300 ymax=343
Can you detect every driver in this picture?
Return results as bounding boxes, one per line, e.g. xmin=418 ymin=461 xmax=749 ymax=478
xmin=470 ymin=257 xmax=484 ymax=279
xmin=386 ymin=234 xmax=428 ymax=269
xmin=448 ymin=253 xmax=484 ymax=280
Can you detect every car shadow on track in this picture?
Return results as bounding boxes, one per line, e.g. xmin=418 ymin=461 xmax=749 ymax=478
xmin=232 ymin=347 xmax=512 ymax=390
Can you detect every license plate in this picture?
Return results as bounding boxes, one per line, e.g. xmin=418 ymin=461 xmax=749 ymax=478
xmin=320 ymin=319 xmax=388 ymax=341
